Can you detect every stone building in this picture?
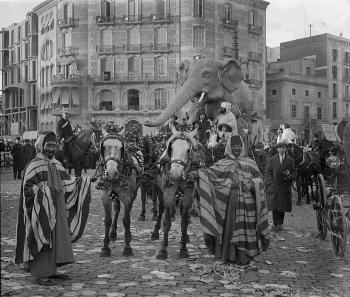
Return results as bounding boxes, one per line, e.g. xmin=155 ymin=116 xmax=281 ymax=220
xmin=266 ymin=56 xmax=328 ymax=143
xmin=2 ymin=0 xmax=269 ymax=136
xmin=279 ymin=33 xmax=350 ymax=123
xmin=0 ymin=12 xmax=38 ymax=137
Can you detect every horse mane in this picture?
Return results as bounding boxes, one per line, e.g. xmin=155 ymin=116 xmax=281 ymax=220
xmin=167 ymin=131 xmax=198 ymax=149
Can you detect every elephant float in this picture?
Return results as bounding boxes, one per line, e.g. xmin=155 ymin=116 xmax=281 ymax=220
xmin=144 ymin=58 xmax=254 ymax=127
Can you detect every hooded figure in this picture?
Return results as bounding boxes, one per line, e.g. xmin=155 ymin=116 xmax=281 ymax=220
xmin=15 ymin=131 xmax=91 ymax=285
xmin=216 ymin=102 xmax=238 ymax=135
xmin=198 ymin=134 xmax=269 ymax=265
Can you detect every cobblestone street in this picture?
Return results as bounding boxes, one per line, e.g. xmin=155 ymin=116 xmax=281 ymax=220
xmin=1 ymin=168 xmax=349 ymax=297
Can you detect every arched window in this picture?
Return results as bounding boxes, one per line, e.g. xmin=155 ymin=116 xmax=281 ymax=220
xmin=154 ymin=88 xmax=167 ymax=110
xmin=99 ymin=90 xmax=113 ymax=111
xmin=101 ymin=58 xmax=112 ymax=80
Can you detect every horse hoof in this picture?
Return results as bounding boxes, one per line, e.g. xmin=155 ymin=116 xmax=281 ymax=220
xmin=138 ymin=215 xmax=145 ymax=221
xmin=151 ymin=231 xmax=159 ymax=241
xmin=100 ymin=247 xmax=111 ymax=257
xmin=179 ymin=248 xmax=190 ymax=258
xmin=156 ymin=250 xmax=168 ymax=260
xmin=152 ymin=214 xmax=158 ymax=221
xmin=110 ymin=233 xmax=117 ymax=241
xmin=123 ymin=247 xmax=133 ymax=257
xmin=296 ymin=201 xmax=301 ymax=206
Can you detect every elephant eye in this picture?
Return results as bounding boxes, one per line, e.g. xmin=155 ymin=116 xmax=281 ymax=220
xmin=202 ymin=72 xmax=209 ymax=79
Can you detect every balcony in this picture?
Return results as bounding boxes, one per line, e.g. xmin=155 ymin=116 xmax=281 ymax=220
xmin=58 ymin=46 xmax=78 ymax=57
xmin=122 ymin=15 xmax=143 ymax=25
xmin=222 ymin=46 xmax=235 ymax=57
xmin=248 ymin=24 xmax=263 ymax=35
xmin=96 ymin=15 xmax=115 ymax=25
xmin=52 ymin=106 xmax=80 ymax=116
xmin=149 ymin=13 xmax=172 ymax=24
xmin=222 ymin=18 xmax=238 ymax=31
xmin=124 ymin=44 xmax=142 ymax=53
xmin=248 ymin=51 xmax=263 ymax=62
xmin=50 ymin=74 xmax=82 ymax=86
xmin=244 ymin=78 xmax=262 ymax=88
xmin=58 ymin=18 xmax=75 ymax=29
xmin=153 ymin=43 xmax=171 ymax=53
xmin=92 ymin=72 xmax=174 ymax=84
xmin=96 ymin=45 xmax=115 ymax=55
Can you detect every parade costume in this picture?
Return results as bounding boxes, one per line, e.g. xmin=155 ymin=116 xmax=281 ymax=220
xmin=15 ymin=132 xmax=91 ymax=282
xmin=198 ymin=135 xmax=269 ymax=264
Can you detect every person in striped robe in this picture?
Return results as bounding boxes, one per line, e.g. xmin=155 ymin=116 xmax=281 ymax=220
xmin=15 ymin=131 xmax=91 ymax=285
xmin=198 ymin=134 xmax=269 ymax=265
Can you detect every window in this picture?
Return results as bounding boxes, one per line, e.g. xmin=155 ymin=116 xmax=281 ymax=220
xmin=25 ymin=21 xmax=29 ymax=36
xmin=101 ymin=0 xmax=111 ymax=17
xmin=249 ymin=10 xmax=257 ymax=25
xmin=305 ymin=90 xmax=309 ymax=96
xmin=345 ymin=85 xmax=349 ymax=97
xmin=32 ymin=60 xmax=36 ymax=80
xmin=193 ymin=26 xmax=204 ymax=48
xmin=156 ymin=0 xmax=166 ymax=19
xmin=63 ymin=32 xmax=72 ymax=48
xmin=332 ymin=49 xmax=338 ymax=62
xmin=318 ymin=91 xmax=322 ymax=98
xmin=193 ymin=0 xmax=204 ymax=18
xmin=292 ymin=88 xmax=296 ymax=95
xmin=225 ymin=4 xmax=232 ymax=19
xmin=32 ymin=84 xmax=36 ymax=105
xmin=317 ymin=107 xmax=322 ymax=120
xmin=128 ymin=0 xmax=138 ymax=20
xmin=127 ymin=28 xmax=138 ymax=46
xmin=25 ymin=43 xmax=29 ymax=59
xmin=346 ymin=104 xmax=349 ymax=116
xmin=306 ymin=67 xmax=310 ymax=75
xmin=333 ymin=83 xmax=337 ymax=98
xmin=128 ymin=57 xmax=138 ymax=79
xmin=154 ymin=27 xmax=166 ymax=45
xmin=155 ymin=56 xmax=166 ymax=76
xmin=304 ymin=105 xmax=310 ymax=119
xmin=291 ymin=104 xmax=296 ymax=118
xmin=11 ymin=30 xmax=14 ymax=45
xmin=345 ymin=68 xmax=350 ymax=81
xmin=17 ymin=66 xmax=21 ymax=83
xmin=101 ymin=58 xmax=112 ymax=80
xmin=223 ymin=31 xmax=232 ymax=48
xmin=332 ymin=65 xmax=337 ymax=79
xmin=17 ymin=46 xmax=21 ymax=61
xmin=18 ymin=26 xmax=21 ymax=41
xmin=271 ymin=89 xmax=277 ymax=96
xmin=25 ymin=65 xmax=28 ymax=82
xmin=154 ymin=88 xmax=167 ymax=109
xmin=346 ymin=52 xmax=350 ymax=64
xmin=333 ymin=102 xmax=337 ymax=118
xmin=63 ymin=3 xmax=73 ymax=20
xmin=279 ymin=68 xmax=284 ymax=72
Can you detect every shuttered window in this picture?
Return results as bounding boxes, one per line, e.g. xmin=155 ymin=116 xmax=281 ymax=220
xmin=193 ymin=26 xmax=204 ymax=48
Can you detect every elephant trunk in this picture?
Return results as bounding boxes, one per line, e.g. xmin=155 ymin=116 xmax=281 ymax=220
xmin=145 ymin=82 xmax=200 ymax=127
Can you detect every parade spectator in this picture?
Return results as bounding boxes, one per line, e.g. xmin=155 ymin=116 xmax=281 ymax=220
xmin=56 ymin=110 xmax=74 ymax=164
xmin=265 ymin=140 xmax=296 ymax=232
xmin=311 ymin=133 xmax=320 ymax=151
xmin=197 ymin=111 xmax=212 ymax=145
xmin=249 ymin=112 xmax=264 ymax=148
xmin=11 ymin=137 xmax=25 ymax=179
xmin=178 ymin=115 xmax=192 ymax=132
xmin=253 ymin=142 xmax=267 ymax=176
xmin=22 ymin=139 xmax=36 ymax=167
xmin=216 ymin=102 xmax=238 ymax=135
xmin=15 ymin=131 xmax=91 ymax=285
xmin=198 ymin=134 xmax=269 ymax=265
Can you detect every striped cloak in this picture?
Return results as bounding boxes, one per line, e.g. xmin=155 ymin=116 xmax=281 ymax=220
xmin=15 ymin=156 xmax=91 ymax=264
xmin=198 ymin=156 xmax=269 ymax=260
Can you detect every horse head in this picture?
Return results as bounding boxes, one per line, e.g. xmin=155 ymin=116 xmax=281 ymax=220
xmin=166 ymin=125 xmax=199 ymax=180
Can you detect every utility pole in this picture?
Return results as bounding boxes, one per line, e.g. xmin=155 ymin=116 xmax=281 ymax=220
xmin=308 ymin=24 xmax=313 ymax=37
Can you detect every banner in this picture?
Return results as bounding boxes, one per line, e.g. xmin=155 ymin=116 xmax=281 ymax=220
xmin=321 ymin=124 xmax=340 ymax=142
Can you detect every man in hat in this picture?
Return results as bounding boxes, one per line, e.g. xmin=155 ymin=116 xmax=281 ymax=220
xmin=56 ymin=110 xmax=73 ymax=164
xmin=216 ymin=102 xmax=238 ymax=135
xmin=11 ymin=137 xmax=25 ymax=180
xmin=15 ymin=131 xmax=91 ymax=285
xmin=265 ymin=140 xmax=296 ymax=232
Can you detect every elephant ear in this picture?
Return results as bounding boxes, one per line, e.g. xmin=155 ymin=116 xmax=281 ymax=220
xmin=221 ymin=59 xmax=243 ymax=92
xmin=178 ymin=60 xmax=191 ymax=87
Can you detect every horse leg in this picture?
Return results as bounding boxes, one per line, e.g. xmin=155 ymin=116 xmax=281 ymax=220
xmin=138 ymin=185 xmax=146 ymax=221
xmin=100 ymin=191 xmax=112 ymax=257
xmin=156 ymin=205 xmax=171 ymax=260
xmin=296 ymin=178 xmax=302 ymax=206
xmin=152 ymin=188 xmax=164 ymax=240
xmin=151 ymin=184 xmax=158 ymax=221
xmin=122 ymin=201 xmax=134 ymax=256
xmin=110 ymin=199 xmax=120 ymax=241
xmin=179 ymin=189 xmax=193 ymax=258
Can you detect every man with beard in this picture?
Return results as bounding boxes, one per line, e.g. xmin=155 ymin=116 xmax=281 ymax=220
xmin=15 ymin=131 xmax=91 ymax=285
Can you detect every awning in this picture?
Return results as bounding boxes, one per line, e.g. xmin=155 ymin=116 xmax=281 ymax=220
xmin=71 ymin=88 xmax=80 ymax=105
xmin=52 ymin=88 xmax=60 ymax=104
xmin=61 ymin=88 xmax=70 ymax=105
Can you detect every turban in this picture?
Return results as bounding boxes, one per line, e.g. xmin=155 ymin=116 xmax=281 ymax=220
xmin=230 ymin=135 xmax=242 ymax=146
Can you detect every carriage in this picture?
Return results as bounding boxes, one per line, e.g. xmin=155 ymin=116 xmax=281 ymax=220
xmin=293 ymin=123 xmax=349 ymax=257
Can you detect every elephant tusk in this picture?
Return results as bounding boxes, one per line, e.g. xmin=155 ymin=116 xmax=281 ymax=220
xmin=198 ymin=92 xmax=206 ymax=104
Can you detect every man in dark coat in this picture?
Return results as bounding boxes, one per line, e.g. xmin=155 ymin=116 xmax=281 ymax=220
xmin=265 ymin=140 xmax=296 ymax=231
xmin=197 ymin=111 xmax=212 ymax=146
xmin=11 ymin=137 xmax=25 ymax=179
xmin=22 ymin=139 xmax=36 ymax=167
xmin=56 ymin=111 xmax=73 ymax=164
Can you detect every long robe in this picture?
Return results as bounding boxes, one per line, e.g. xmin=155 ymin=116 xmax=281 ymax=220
xmin=15 ymin=147 xmax=91 ymax=278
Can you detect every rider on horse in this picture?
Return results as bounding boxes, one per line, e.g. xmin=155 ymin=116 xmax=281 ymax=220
xmin=56 ymin=110 xmax=74 ymax=165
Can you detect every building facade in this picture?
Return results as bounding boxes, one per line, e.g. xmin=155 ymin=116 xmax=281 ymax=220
xmin=266 ymin=56 xmax=328 ymax=143
xmin=0 ymin=12 xmax=38 ymax=137
xmin=2 ymin=0 xmax=269 ymax=136
xmin=280 ymin=33 xmax=350 ymax=123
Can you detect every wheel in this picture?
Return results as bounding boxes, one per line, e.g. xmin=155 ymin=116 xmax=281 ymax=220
xmin=330 ymin=196 xmax=348 ymax=257
xmin=315 ymin=174 xmax=327 ymax=240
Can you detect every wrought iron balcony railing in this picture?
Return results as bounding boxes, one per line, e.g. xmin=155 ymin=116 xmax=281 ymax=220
xmin=248 ymin=24 xmax=263 ymax=35
xmin=96 ymin=45 xmax=115 ymax=54
xmin=58 ymin=47 xmax=78 ymax=56
xmin=222 ymin=18 xmax=238 ymax=30
xmin=96 ymin=15 xmax=114 ymax=25
xmin=93 ymin=72 xmax=174 ymax=82
xmin=153 ymin=43 xmax=171 ymax=52
xmin=122 ymin=15 xmax=143 ymax=24
xmin=124 ymin=44 xmax=142 ymax=53
xmin=248 ymin=51 xmax=263 ymax=62
xmin=244 ymin=78 xmax=262 ymax=88
xmin=58 ymin=18 xmax=75 ymax=28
